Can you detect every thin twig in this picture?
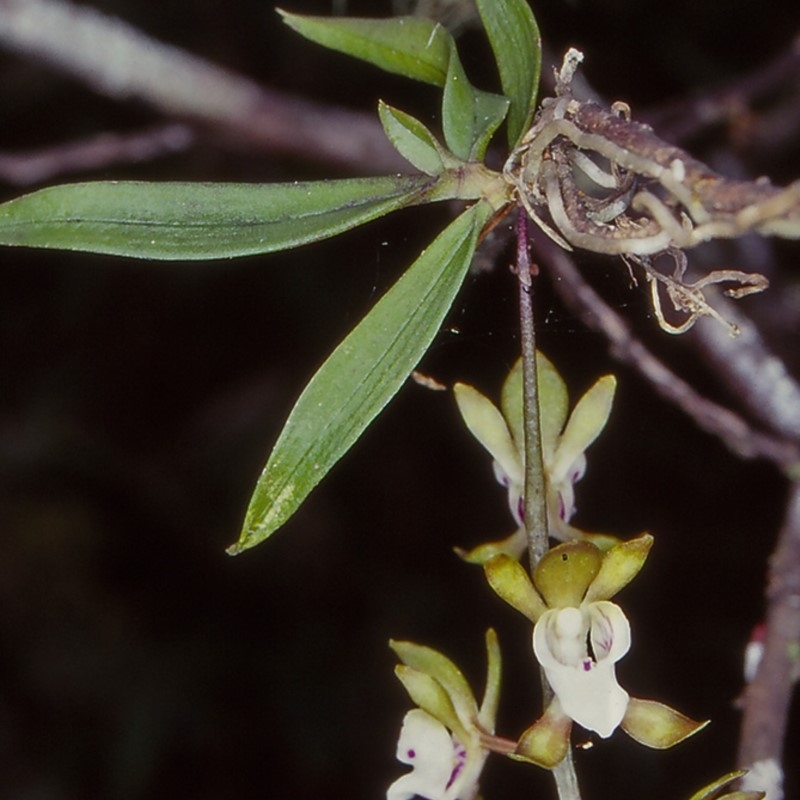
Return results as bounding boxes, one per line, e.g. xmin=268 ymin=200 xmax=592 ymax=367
xmin=643 ymin=32 xmax=800 ymax=147
xmin=737 ymin=479 xmax=800 ymax=799
xmin=0 ymin=124 xmax=193 ymax=186
xmin=0 ymin=0 xmax=405 ymax=173
xmin=533 ymin=233 xmax=800 ymax=471
xmin=689 ymin=294 xmax=800 ymax=446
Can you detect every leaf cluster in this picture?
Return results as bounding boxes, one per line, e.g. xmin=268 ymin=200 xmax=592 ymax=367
xmin=0 ymin=0 xmax=541 ymax=551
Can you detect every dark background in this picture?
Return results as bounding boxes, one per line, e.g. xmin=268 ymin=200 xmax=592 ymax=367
xmin=1 ymin=1 xmax=798 ymax=798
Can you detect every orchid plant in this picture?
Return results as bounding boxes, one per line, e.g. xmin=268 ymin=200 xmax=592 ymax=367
xmin=383 ymin=358 xmax=717 ymax=798
xmin=0 ymin=0 xmax=790 ymax=798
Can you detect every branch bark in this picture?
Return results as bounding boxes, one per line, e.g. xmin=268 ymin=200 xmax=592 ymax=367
xmin=0 ymin=0 xmax=405 ymax=174
xmin=533 ymin=233 xmax=800 ymax=469
xmin=0 ymin=124 xmax=193 ymax=185
xmin=736 ymin=479 xmax=800 ymax=799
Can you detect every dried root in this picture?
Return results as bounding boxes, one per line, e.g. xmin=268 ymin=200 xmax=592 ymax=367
xmin=505 ymin=48 xmax=800 ymax=335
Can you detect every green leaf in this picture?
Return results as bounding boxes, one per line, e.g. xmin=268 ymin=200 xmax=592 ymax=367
xmin=0 ymin=176 xmax=434 ymax=260
xmin=378 ymin=101 xmax=453 ymax=175
xmin=475 ymin=0 xmax=541 ymax=147
xmin=280 ymin=10 xmax=507 ymax=162
xmin=441 ymin=45 xmax=509 ymax=161
xmin=228 ymin=201 xmax=490 ymax=553
xmin=278 ymin=10 xmax=451 ymax=86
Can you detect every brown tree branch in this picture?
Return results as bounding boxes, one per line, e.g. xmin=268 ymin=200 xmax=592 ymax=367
xmin=737 ymin=479 xmax=800 ymax=799
xmin=689 ymin=296 xmax=800 ymax=445
xmin=0 ymin=0 xmax=405 ymax=174
xmin=643 ymin=32 xmax=800 ymax=148
xmin=531 ymin=231 xmax=800 ymax=470
xmin=0 ymin=124 xmax=194 ymax=186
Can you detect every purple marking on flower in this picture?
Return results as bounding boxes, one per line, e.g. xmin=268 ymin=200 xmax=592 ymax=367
xmin=445 ymin=741 xmax=468 ymax=789
xmin=407 ymin=749 xmax=415 ymax=759
xmin=558 ymin=493 xmax=566 ymax=520
xmin=583 ymin=659 xmax=592 ymax=672
xmin=517 ymin=496 xmax=525 ymax=523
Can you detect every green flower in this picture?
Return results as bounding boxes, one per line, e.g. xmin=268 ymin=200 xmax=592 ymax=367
xmin=454 ymin=353 xmax=618 ymax=563
xmin=388 ymin=630 xmax=501 ymax=800
xmin=484 ymin=535 xmax=708 ymax=767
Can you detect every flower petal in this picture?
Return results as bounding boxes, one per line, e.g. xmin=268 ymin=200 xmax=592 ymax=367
xmin=477 ymin=629 xmax=502 ymax=732
xmin=588 ymin=601 xmax=631 ymax=662
xmin=550 ymin=375 xmax=616 ymax=484
xmin=454 ymin=382 xmax=522 ymax=486
xmin=534 ymin=607 xmax=630 ymax=738
xmin=585 ymin=533 xmax=654 ymax=603
xmin=484 ymin=554 xmax=547 ymax=622
xmin=388 ymin=709 xmax=457 ymax=800
xmin=533 ymin=541 xmax=602 ymax=608
xmin=511 ymin=697 xmax=572 ymax=768
xmin=621 ymin=697 xmax=709 ymax=749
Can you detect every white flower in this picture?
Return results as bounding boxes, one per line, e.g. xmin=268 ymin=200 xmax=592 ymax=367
xmin=387 ymin=632 xmax=500 ymax=800
xmin=387 ymin=709 xmax=481 ymax=800
xmin=533 ymin=601 xmax=631 ymax=737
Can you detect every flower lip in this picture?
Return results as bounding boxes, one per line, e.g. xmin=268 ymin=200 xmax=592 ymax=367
xmin=533 ymin=601 xmax=631 ymax=738
xmin=388 ymin=709 xmax=462 ymax=800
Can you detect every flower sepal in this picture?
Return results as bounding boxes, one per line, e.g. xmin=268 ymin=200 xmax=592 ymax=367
xmin=620 ymin=697 xmax=709 ymax=749
xmin=687 ymin=770 xmax=766 ymax=800
xmin=510 ymin=697 xmax=571 ymax=769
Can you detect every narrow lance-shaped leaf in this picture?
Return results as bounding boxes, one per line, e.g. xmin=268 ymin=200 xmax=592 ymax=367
xmin=475 ymin=0 xmax=541 ymax=147
xmin=278 ymin=10 xmax=451 ymax=86
xmin=228 ymin=201 xmax=491 ymax=553
xmin=441 ymin=42 xmax=508 ymax=162
xmin=281 ymin=9 xmax=508 ymax=163
xmin=0 ymin=176 xmax=434 ymax=260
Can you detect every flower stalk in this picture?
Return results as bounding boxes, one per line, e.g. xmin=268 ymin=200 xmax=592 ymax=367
xmin=515 ymin=205 xmax=549 ymax=571
xmin=515 ymin=205 xmax=582 ymax=800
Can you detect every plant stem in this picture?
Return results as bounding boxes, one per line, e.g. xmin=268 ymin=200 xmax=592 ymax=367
xmin=515 ymin=206 xmax=582 ymax=800
xmin=515 ymin=206 xmax=548 ymax=571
